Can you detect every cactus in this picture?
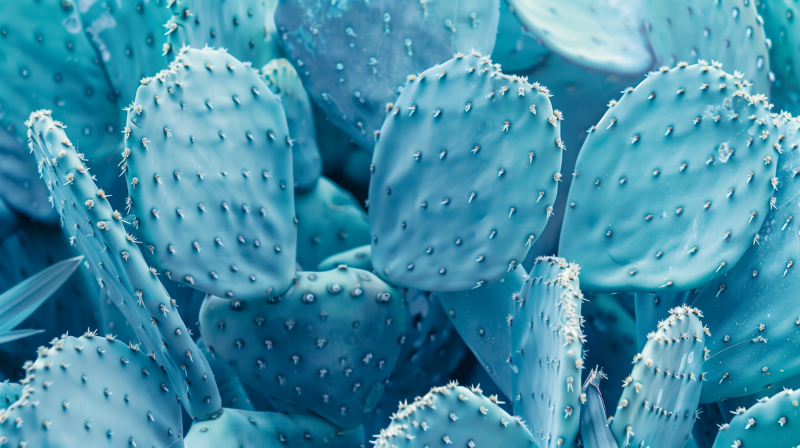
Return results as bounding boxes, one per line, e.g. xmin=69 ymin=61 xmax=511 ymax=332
xmin=643 ymin=0 xmax=772 ymax=94
xmin=0 ymin=128 xmax=54 ymax=221
xmin=317 ymin=244 xmax=372 ymax=271
xmin=435 ymin=265 xmax=527 ymax=399
xmin=692 ymin=403 xmax=726 ymax=448
xmin=610 ymin=305 xmax=707 ymax=448
xmin=262 ymin=58 xmax=322 ymax=191
xmin=274 ymin=0 xmax=501 ymax=152
xmin=0 ymin=334 xmax=183 ymax=447
xmin=511 ymin=256 xmax=584 ymax=448
xmin=198 ymin=338 xmax=255 ymax=411
xmin=372 ymin=382 xmax=535 ymax=447
xmin=712 ymin=387 xmax=800 ymax=447
xmin=198 ymin=267 xmax=406 ymax=429
xmin=369 ymin=51 xmax=562 ymax=292
xmin=758 ymin=0 xmax=800 ymax=112
xmin=560 ymin=63 xmax=779 ymax=292
xmin=28 ymin=110 xmax=222 ymax=420
xmin=689 ymin=115 xmax=800 ymax=404
xmin=493 ymin=0 xmax=548 ymax=73
xmin=123 ymin=46 xmax=297 ymax=300
xmin=185 ymin=406 xmax=365 ymax=447
xmin=0 ymin=381 xmax=22 ymax=409
xmin=295 ymin=177 xmax=370 ymax=271
xmin=580 ymin=368 xmax=619 ymax=448
xmin=505 ymin=0 xmax=652 ymax=75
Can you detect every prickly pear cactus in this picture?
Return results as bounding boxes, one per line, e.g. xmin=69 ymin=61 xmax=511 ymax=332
xmin=643 ymin=0 xmax=772 ymax=94
xmin=28 ymin=110 xmax=222 ymax=420
xmin=560 ymin=63 xmax=780 ymax=292
xmin=712 ymin=387 xmax=800 ymax=448
xmin=506 ymin=0 xmax=652 ymax=75
xmin=691 ymin=115 xmax=800 ymax=404
xmin=185 ymin=407 xmax=365 ymax=447
xmin=0 ymin=129 xmax=54 ymax=221
xmin=166 ymin=0 xmax=274 ymax=68
xmin=512 ymin=256 xmax=584 ymax=448
xmin=295 ymin=177 xmax=370 ymax=271
xmin=199 ymin=267 xmax=406 ymax=429
xmin=693 ymin=403 xmax=726 ymax=448
xmin=435 ymin=265 xmax=527 ymax=399
xmin=317 ymin=244 xmax=372 ymax=271
xmin=369 ymin=51 xmax=562 ymax=291
xmin=124 ymin=46 xmax=296 ymax=300
xmin=76 ymin=0 xmax=172 ymax=105
xmin=0 ymin=334 xmax=183 ymax=447
xmin=274 ymin=0 xmax=501 ymax=152
xmin=372 ymin=382 xmax=535 ymax=447
xmin=0 ymin=381 xmax=21 ymax=409
xmin=262 ymin=58 xmax=322 ymax=191
xmin=493 ymin=0 xmax=548 ymax=73
xmin=610 ymin=305 xmax=707 ymax=448
xmin=198 ymin=338 xmax=254 ymax=411
xmin=759 ymin=0 xmax=800 ymax=112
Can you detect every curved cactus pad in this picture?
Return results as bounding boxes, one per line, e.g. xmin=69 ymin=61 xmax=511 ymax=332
xmin=28 ymin=110 xmax=221 ymax=420
xmin=186 ymin=407 xmax=365 ymax=447
xmin=643 ymin=0 xmax=771 ymax=95
xmin=199 ymin=267 xmax=406 ymax=429
xmin=610 ymin=305 xmax=707 ymax=448
xmin=124 ymin=46 xmax=296 ymax=300
xmin=506 ymin=0 xmax=651 ymax=75
xmin=512 ymin=256 xmax=584 ymax=448
xmin=691 ymin=115 xmax=800 ymax=404
xmin=317 ymin=245 xmax=372 ymax=271
xmin=0 ymin=334 xmax=182 ymax=447
xmin=372 ymin=382 xmax=535 ymax=447
xmin=713 ymin=387 xmax=800 ymax=448
xmin=435 ymin=265 xmax=527 ymax=399
xmin=274 ymin=0 xmax=500 ymax=152
xmin=369 ymin=51 xmax=562 ymax=291
xmin=760 ymin=0 xmax=800 ymax=112
xmin=262 ymin=58 xmax=322 ymax=192
xmin=560 ymin=63 xmax=779 ymax=292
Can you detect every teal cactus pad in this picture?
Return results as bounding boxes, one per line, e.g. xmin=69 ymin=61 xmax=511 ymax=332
xmin=643 ymin=0 xmax=771 ymax=94
xmin=0 ymin=129 xmax=54 ymax=221
xmin=580 ymin=369 xmax=618 ymax=448
xmin=369 ymin=52 xmax=562 ymax=292
xmin=372 ymin=382 xmax=535 ymax=447
xmin=0 ymin=381 xmax=22 ymax=409
xmin=690 ymin=115 xmax=800 ymax=404
xmin=712 ymin=387 xmax=800 ymax=448
xmin=185 ymin=407 xmax=365 ymax=447
xmin=77 ymin=0 xmax=172 ymax=105
xmin=435 ymin=265 xmax=526 ymax=399
xmin=718 ymin=373 xmax=800 ymax=423
xmin=560 ymin=63 xmax=780 ymax=292
xmin=759 ymin=0 xmax=800 ymax=112
xmin=295 ymin=177 xmax=370 ymax=271
xmin=610 ymin=305 xmax=707 ymax=448
xmin=317 ymin=245 xmax=372 ymax=271
xmin=512 ymin=256 xmax=584 ymax=448
xmin=262 ymin=58 xmax=322 ymax=191
xmin=198 ymin=338 xmax=254 ymax=411
xmin=582 ymin=292 xmax=637 ymax=409
xmin=199 ymin=267 xmax=406 ymax=429
xmin=506 ymin=0 xmax=652 ymax=75
xmin=0 ymin=334 xmax=182 ymax=447
xmin=124 ymin=46 xmax=296 ymax=300
xmin=274 ymin=0 xmax=500 ymax=153
xmin=493 ymin=0 xmax=548 ymax=73
xmin=28 ymin=110 xmax=222 ymax=420
xmin=166 ymin=0 xmax=273 ymax=68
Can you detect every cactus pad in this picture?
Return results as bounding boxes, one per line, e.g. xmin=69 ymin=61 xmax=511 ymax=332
xmin=317 ymin=245 xmax=372 ymax=271
xmin=712 ymin=387 xmax=800 ymax=448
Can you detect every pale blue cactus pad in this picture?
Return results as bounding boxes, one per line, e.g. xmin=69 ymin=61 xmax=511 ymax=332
xmin=643 ymin=0 xmax=771 ymax=95
xmin=262 ymin=58 xmax=322 ymax=192
xmin=712 ymin=387 xmax=800 ymax=448
xmin=0 ymin=381 xmax=22 ymax=409
xmin=274 ymin=0 xmax=501 ymax=152
xmin=0 ymin=334 xmax=182 ymax=447
xmin=691 ymin=115 xmax=800 ymax=404
xmin=369 ymin=52 xmax=562 ymax=292
xmin=560 ymin=63 xmax=780 ymax=292
xmin=28 ymin=110 xmax=222 ymax=420
xmin=77 ymin=0 xmax=172 ymax=106
xmin=506 ymin=0 xmax=652 ymax=75
xmin=185 ymin=407 xmax=365 ymax=447
xmin=166 ymin=0 xmax=273 ymax=68
xmin=435 ymin=265 xmax=527 ymax=399
xmin=199 ymin=267 xmax=406 ymax=429
xmin=295 ymin=177 xmax=370 ymax=271
xmin=512 ymin=256 xmax=585 ymax=448
xmin=610 ymin=305 xmax=707 ymax=448
xmin=124 ymin=46 xmax=296 ymax=300
xmin=372 ymin=382 xmax=535 ymax=448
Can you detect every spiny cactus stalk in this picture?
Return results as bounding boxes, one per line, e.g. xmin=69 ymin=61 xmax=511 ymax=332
xmin=5 ymin=2 xmax=800 ymax=447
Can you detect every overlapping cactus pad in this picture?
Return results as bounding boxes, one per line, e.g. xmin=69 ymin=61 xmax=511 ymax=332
xmin=5 ymin=2 xmax=800 ymax=447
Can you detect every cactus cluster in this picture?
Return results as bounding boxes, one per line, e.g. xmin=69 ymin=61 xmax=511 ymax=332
xmin=1 ymin=1 xmax=800 ymax=447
